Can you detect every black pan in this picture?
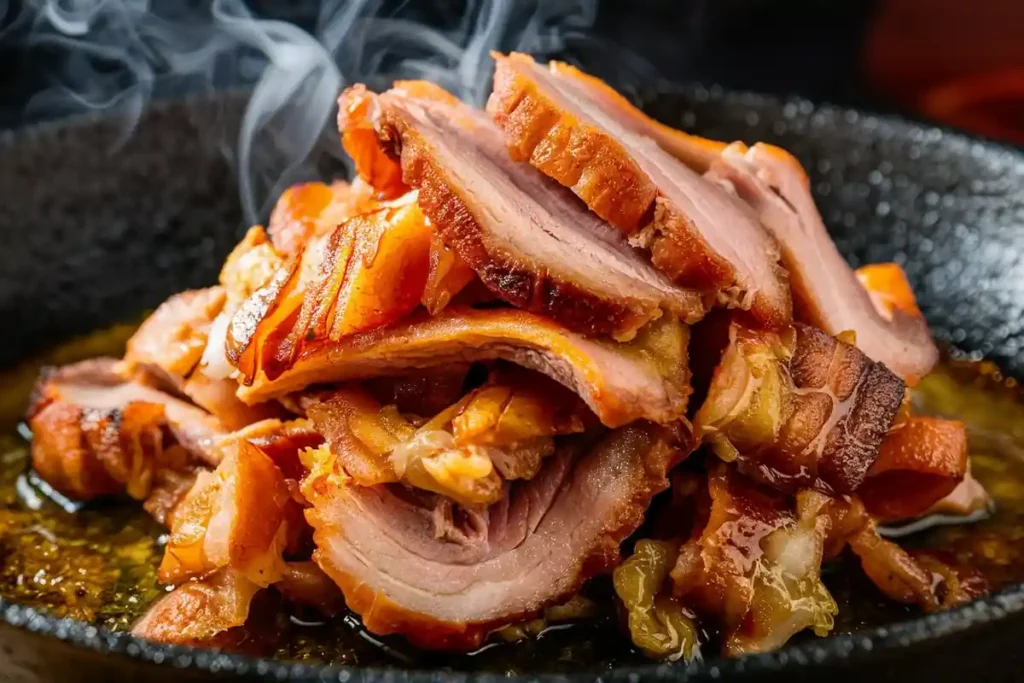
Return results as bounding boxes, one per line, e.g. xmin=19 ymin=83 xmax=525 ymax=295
xmin=1 ymin=86 xmax=1023 ymax=682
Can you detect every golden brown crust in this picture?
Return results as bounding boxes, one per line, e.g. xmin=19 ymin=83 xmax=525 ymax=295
xmin=488 ymin=54 xmax=790 ymax=329
xmin=488 ymin=62 xmax=657 ymax=231
xmin=374 ymin=98 xmax=683 ymax=338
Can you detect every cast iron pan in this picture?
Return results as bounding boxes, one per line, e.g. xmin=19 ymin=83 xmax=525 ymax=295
xmin=1 ymin=85 xmax=1024 ymax=682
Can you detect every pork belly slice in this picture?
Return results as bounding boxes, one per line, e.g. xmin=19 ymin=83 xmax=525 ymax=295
xmin=707 ymin=145 xmax=938 ymax=379
xmin=339 ymin=83 xmax=705 ymax=340
xmin=300 ymin=423 xmax=688 ymax=650
xmin=488 ymin=53 xmax=790 ymax=328
xmin=236 ymin=307 xmax=691 ymax=428
xmin=27 ymin=358 xmax=226 ymax=500
xmin=694 ymin=321 xmax=905 ymax=494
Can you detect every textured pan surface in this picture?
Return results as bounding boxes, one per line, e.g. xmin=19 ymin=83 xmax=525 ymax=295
xmin=1 ymin=87 xmax=1023 ymax=682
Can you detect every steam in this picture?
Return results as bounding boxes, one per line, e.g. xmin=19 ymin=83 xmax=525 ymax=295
xmin=11 ymin=0 xmax=650 ymax=224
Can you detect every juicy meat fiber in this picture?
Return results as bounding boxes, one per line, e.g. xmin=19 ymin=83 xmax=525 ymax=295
xmin=339 ymin=82 xmax=705 ymax=340
xmin=488 ymin=53 xmax=790 ymax=328
xmin=236 ymin=307 xmax=691 ymax=428
xmin=301 ymin=423 xmax=687 ymax=650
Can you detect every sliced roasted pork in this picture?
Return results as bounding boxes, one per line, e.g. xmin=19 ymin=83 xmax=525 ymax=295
xmin=488 ymin=53 xmax=790 ymax=328
xmin=27 ymin=358 xmax=225 ymax=500
xmin=234 ymin=307 xmax=690 ymax=428
xmin=707 ymin=146 xmax=938 ymax=379
xmin=339 ymin=82 xmax=706 ymax=340
xmin=694 ymin=321 xmax=905 ymax=494
xmin=300 ymin=423 xmax=687 ymax=650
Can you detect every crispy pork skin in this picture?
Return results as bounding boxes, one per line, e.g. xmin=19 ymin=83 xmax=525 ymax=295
xmin=27 ymin=358 xmax=225 ymax=500
xmin=339 ymin=82 xmax=705 ymax=340
xmin=694 ymin=322 xmax=905 ymax=494
xmin=235 ymin=307 xmax=690 ymax=428
xmin=300 ymin=423 xmax=687 ymax=650
xmin=488 ymin=53 xmax=790 ymax=328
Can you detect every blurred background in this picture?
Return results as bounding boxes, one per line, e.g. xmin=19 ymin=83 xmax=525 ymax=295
xmin=0 ymin=0 xmax=1020 ymax=142
xmin=0 ymin=0 xmax=1019 ymax=141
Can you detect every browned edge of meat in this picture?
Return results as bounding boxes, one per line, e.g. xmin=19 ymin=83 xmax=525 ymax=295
xmin=302 ymin=422 xmax=689 ymax=650
xmin=487 ymin=52 xmax=791 ymax=330
xmin=338 ymin=83 xmax=706 ymax=341
xmin=236 ymin=307 xmax=691 ymax=429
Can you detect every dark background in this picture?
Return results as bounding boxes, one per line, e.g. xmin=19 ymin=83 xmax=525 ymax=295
xmin=0 ymin=0 xmax=1021 ymax=143
xmin=0 ymin=0 xmax=879 ymax=127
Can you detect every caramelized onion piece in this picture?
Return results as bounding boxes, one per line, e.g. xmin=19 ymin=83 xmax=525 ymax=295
xmin=695 ymin=321 xmax=905 ymax=494
xmin=858 ymin=417 xmax=970 ymax=522
xmin=303 ymin=369 xmax=589 ymax=504
xmin=613 ymin=539 xmax=699 ymax=661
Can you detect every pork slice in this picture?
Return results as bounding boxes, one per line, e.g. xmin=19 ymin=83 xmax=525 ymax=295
xmin=707 ymin=143 xmax=938 ymax=379
xmin=237 ymin=307 xmax=690 ymax=428
xmin=488 ymin=53 xmax=791 ymax=328
xmin=27 ymin=358 xmax=226 ymax=500
xmin=302 ymin=423 xmax=686 ymax=650
xmin=340 ymin=83 xmax=705 ymax=340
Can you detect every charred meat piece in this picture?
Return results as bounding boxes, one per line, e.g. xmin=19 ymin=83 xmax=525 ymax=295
xmin=27 ymin=358 xmax=225 ymax=500
xmin=339 ymin=82 xmax=706 ymax=340
xmin=121 ymin=287 xmax=227 ymax=383
xmin=121 ymin=285 xmax=283 ymax=429
xmin=707 ymin=145 xmax=938 ymax=380
xmin=694 ymin=322 xmax=905 ymax=494
xmin=300 ymin=423 xmax=688 ymax=650
xmin=234 ymin=307 xmax=691 ymax=429
xmin=488 ymin=53 xmax=790 ymax=328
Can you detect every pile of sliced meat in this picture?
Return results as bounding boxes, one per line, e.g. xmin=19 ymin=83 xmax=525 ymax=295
xmin=25 ymin=54 xmax=989 ymax=658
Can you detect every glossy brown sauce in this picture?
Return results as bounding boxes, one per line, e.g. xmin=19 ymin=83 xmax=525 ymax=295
xmin=2 ymin=331 xmax=1024 ymax=672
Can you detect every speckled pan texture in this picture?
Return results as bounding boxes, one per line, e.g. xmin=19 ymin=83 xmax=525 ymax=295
xmin=1 ymin=87 xmax=1024 ymax=682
